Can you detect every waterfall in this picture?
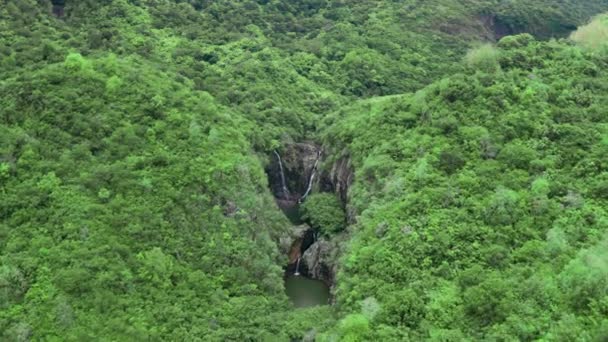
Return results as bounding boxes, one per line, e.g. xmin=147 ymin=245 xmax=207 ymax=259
xmin=299 ymin=150 xmax=321 ymax=203
xmin=274 ymin=150 xmax=290 ymax=199
xmin=294 ymin=257 xmax=301 ymax=276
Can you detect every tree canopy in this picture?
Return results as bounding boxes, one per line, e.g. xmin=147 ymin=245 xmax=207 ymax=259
xmin=1 ymin=0 xmax=608 ymax=340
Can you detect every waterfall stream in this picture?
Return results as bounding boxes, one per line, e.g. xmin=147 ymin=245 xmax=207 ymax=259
xmin=299 ymin=150 xmax=322 ymax=203
xmin=269 ymin=146 xmax=331 ymax=307
xmin=294 ymin=257 xmax=301 ymax=276
xmin=274 ymin=150 xmax=290 ymax=199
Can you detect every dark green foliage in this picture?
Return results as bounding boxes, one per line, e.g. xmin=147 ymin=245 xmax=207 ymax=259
xmin=301 ymin=193 xmax=346 ymax=235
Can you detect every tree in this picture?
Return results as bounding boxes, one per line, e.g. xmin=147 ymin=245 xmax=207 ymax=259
xmin=465 ymin=44 xmax=501 ymax=73
xmin=301 ymin=193 xmax=346 ymax=235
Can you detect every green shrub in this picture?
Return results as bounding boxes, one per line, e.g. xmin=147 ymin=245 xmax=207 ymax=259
xmin=301 ymin=193 xmax=346 ymax=235
xmin=465 ymin=44 xmax=501 ymax=73
xmin=497 ymin=33 xmax=535 ymax=50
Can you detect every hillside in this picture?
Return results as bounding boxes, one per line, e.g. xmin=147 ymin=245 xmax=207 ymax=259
xmin=321 ymin=32 xmax=608 ymax=340
xmin=1 ymin=1 xmax=608 ymax=341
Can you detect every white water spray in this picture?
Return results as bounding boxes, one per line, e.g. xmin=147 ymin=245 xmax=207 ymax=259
xmin=294 ymin=257 xmax=301 ymax=276
xmin=299 ymin=150 xmax=321 ymax=203
xmin=274 ymin=150 xmax=290 ymax=199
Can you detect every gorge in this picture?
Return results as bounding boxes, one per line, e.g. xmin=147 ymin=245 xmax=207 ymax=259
xmin=268 ymin=142 xmax=352 ymax=307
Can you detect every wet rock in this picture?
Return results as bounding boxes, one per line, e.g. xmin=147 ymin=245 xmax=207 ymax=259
xmin=267 ymin=142 xmax=322 ymax=200
xmin=301 ymin=238 xmax=335 ymax=286
xmin=283 ymin=142 xmax=323 ymax=195
xmin=328 ymin=156 xmax=354 ymax=206
xmin=278 ymin=224 xmax=310 ymax=256
xmin=320 ymin=154 xmax=357 ymax=223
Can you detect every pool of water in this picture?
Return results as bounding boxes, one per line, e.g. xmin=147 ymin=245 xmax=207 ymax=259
xmin=285 ymin=275 xmax=330 ymax=308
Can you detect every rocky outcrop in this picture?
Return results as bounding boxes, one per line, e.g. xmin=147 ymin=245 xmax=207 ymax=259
xmin=267 ymin=143 xmax=355 ymax=216
xmin=479 ymin=14 xmax=514 ymax=41
xmin=281 ymin=225 xmax=318 ymax=275
xmin=267 ymin=142 xmax=322 ymax=200
xmin=324 ymin=156 xmax=353 ymax=205
xmin=320 ymin=154 xmax=356 ymax=224
xmin=267 ymin=143 xmax=351 ymax=289
xmin=301 ymin=238 xmax=336 ymax=287
xmin=278 ymin=224 xmax=338 ymax=286
xmin=279 ymin=224 xmax=310 ymax=256
xmin=283 ymin=142 xmax=322 ymax=196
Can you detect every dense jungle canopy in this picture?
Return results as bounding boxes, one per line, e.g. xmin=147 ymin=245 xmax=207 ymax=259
xmin=1 ymin=0 xmax=608 ymax=340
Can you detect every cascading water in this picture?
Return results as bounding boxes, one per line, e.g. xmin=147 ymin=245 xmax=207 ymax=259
xmin=294 ymin=257 xmax=301 ymax=276
xmin=299 ymin=150 xmax=322 ymax=203
xmin=274 ymin=150 xmax=290 ymax=199
xmin=268 ymin=145 xmax=331 ymax=307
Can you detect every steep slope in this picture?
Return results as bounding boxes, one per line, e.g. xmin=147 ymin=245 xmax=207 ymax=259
xmin=320 ymin=33 xmax=608 ymax=340
xmin=0 ymin=52 xmax=304 ymax=340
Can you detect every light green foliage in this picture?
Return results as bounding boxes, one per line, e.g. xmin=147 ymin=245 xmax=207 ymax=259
xmin=0 ymin=51 xmax=296 ymax=340
xmin=571 ymin=14 xmax=608 ymax=51
xmin=105 ymin=75 xmax=122 ymax=93
xmin=301 ymin=193 xmax=346 ymax=236
xmin=337 ymin=314 xmax=371 ymax=341
xmin=559 ymin=237 xmax=608 ymax=310
xmin=465 ymin=44 xmax=501 ymax=73
xmin=64 ymin=52 xmax=90 ymax=72
xmin=360 ymin=297 xmax=381 ymax=320
xmin=0 ymin=162 xmax=9 ymax=183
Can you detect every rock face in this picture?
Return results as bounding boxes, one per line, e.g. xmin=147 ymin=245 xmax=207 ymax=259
xmin=479 ymin=14 xmax=514 ymax=41
xmin=267 ymin=143 xmax=355 ymax=219
xmin=279 ymin=224 xmax=337 ymax=286
xmin=267 ymin=142 xmax=322 ymax=200
xmin=324 ymin=156 xmax=354 ymax=205
xmin=267 ymin=143 xmax=352 ymax=289
xmin=301 ymin=238 xmax=336 ymax=286
xmin=279 ymin=224 xmax=310 ymax=256
xmin=281 ymin=225 xmax=318 ymax=275
xmin=320 ymin=155 xmax=356 ymax=224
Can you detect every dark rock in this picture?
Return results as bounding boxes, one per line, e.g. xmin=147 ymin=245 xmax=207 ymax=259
xmin=301 ymin=238 xmax=335 ymax=286
xmin=266 ymin=142 xmax=322 ymax=200
xmin=326 ymin=156 xmax=354 ymax=206
xmin=279 ymin=224 xmax=310 ymax=256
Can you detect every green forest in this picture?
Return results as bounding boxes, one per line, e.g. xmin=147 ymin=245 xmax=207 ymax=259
xmin=1 ymin=0 xmax=608 ymax=340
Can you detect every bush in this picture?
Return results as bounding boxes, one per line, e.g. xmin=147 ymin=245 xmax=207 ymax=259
xmin=301 ymin=193 xmax=346 ymax=235
xmin=497 ymin=33 xmax=535 ymax=50
xmin=64 ymin=52 xmax=90 ymax=72
xmin=465 ymin=44 xmax=501 ymax=73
